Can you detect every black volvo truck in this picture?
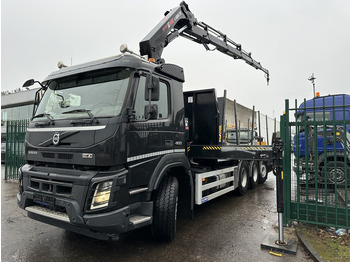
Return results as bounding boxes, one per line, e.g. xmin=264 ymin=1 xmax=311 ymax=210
xmin=18 ymin=2 xmax=273 ymax=241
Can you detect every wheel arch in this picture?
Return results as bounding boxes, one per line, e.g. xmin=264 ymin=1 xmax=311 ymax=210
xmin=148 ymin=153 xmax=193 ymax=219
xmin=148 ymin=153 xmax=190 ymax=191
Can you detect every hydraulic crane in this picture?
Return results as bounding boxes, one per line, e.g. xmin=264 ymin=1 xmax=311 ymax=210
xmin=139 ymin=1 xmax=269 ymax=83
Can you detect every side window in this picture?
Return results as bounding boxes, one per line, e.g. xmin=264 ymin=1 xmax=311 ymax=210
xmin=157 ymin=81 xmax=169 ymax=118
xmin=134 ymin=75 xmax=169 ymax=120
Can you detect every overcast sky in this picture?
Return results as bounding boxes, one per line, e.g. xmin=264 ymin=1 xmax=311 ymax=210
xmin=2 ymin=0 xmax=350 ymax=118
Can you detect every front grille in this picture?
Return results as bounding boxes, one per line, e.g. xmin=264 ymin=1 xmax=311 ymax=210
xmin=58 ymin=153 xmax=73 ymax=160
xmin=29 ymin=176 xmax=73 ymax=197
xmin=42 ymin=152 xmax=55 ymax=158
xmin=41 ymin=152 xmax=73 ymax=160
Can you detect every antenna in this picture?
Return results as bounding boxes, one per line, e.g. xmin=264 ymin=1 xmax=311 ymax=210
xmin=308 ymin=73 xmax=316 ymax=97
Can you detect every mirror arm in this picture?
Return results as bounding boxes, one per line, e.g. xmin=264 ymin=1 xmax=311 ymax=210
xmin=35 ymin=81 xmax=46 ymax=89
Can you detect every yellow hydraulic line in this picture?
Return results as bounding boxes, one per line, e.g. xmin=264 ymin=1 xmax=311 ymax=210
xmin=269 ymin=251 xmax=282 ymax=257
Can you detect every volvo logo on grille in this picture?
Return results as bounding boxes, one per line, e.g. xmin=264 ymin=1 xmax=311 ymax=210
xmin=52 ymin=133 xmax=60 ymax=145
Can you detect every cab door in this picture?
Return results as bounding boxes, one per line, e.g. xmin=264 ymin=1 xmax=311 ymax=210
xmin=126 ymin=73 xmax=173 ymax=188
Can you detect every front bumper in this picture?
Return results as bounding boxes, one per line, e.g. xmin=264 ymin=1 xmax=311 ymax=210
xmin=17 ymin=164 xmax=153 ymax=240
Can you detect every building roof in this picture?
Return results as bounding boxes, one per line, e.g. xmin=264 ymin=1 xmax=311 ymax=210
xmin=1 ymin=88 xmax=39 ymax=108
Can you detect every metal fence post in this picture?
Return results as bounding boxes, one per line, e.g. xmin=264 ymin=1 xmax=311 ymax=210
xmin=282 ymin=99 xmax=291 ymax=226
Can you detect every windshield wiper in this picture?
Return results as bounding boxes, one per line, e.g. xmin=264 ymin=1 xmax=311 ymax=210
xmin=62 ymin=109 xmax=98 ymax=124
xmin=32 ymin=113 xmax=54 ymax=126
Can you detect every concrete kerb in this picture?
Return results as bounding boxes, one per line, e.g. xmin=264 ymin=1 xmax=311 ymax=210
xmin=294 ymin=222 xmax=326 ymax=262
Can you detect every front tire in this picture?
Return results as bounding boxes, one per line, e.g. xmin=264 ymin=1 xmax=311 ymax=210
xmin=152 ymin=176 xmax=179 ymax=242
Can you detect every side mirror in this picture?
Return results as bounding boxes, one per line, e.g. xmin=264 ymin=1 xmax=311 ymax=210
xmin=23 ymin=79 xmax=46 ymax=89
xmin=23 ymin=79 xmax=35 ymax=87
xmin=144 ymin=75 xmax=160 ymax=101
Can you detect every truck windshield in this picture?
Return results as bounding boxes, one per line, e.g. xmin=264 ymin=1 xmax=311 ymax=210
xmin=296 ymin=112 xmax=331 ymax=122
xmin=227 ymin=130 xmax=251 ymax=142
xmin=227 ymin=130 xmax=250 ymax=140
xmin=239 ymin=131 xmax=250 ymax=140
xmin=34 ymin=68 xmax=131 ymax=120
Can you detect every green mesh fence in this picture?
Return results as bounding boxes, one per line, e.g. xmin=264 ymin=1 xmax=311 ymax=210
xmin=282 ymin=96 xmax=349 ymax=229
xmin=4 ymin=120 xmax=29 ymax=180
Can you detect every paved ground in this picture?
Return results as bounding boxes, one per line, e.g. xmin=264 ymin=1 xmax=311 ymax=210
xmin=1 ymin=164 xmax=313 ymax=262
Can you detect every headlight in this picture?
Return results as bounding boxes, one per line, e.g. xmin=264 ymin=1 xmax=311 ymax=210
xmin=91 ymin=180 xmax=113 ymax=210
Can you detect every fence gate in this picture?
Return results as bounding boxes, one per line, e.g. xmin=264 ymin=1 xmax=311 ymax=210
xmin=4 ymin=120 xmax=29 ymax=180
xmin=281 ymin=96 xmax=350 ymax=229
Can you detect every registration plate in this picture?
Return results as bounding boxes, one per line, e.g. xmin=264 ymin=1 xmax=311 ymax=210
xmin=33 ymin=194 xmax=55 ymax=207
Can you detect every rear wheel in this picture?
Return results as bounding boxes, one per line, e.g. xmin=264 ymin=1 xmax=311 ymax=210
xmin=249 ymin=161 xmax=259 ymax=189
xmin=258 ymin=161 xmax=268 ymax=184
xmin=152 ymin=176 xmax=179 ymax=242
xmin=237 ymin=161 xmax=249 ymax=196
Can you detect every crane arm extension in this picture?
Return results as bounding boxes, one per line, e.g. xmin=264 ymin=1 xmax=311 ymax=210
xmin=181 ymin=21 xmax=269 ymax=82
xmin=139 ymin=1 xmax=269 ymax=83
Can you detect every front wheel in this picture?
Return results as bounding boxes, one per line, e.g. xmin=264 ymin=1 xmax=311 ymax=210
xmin=152 ymin=176 xmax=179 ymax=242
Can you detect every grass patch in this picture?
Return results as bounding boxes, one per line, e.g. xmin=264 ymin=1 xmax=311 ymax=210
xmin=300 ymin=224 xmax=350 ymax=262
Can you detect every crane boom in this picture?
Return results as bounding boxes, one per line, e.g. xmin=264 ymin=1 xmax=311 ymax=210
xmin=139 ymin=1 xmax=269 ymax=83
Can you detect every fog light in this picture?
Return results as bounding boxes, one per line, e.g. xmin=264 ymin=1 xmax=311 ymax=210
xmin=91 ymin=181 xmax=113 ymax=210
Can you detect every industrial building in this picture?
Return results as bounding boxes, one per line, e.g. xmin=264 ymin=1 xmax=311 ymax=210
xmin=1 ymin=88 xmax=37 ymax=136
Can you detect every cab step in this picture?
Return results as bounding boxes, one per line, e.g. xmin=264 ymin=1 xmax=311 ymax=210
xmin=130 ymin=215 xmax=151 ymax=225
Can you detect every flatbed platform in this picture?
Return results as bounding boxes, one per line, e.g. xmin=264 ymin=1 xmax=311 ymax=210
xmin=188 ymin=144 xmax=272 ymax=161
